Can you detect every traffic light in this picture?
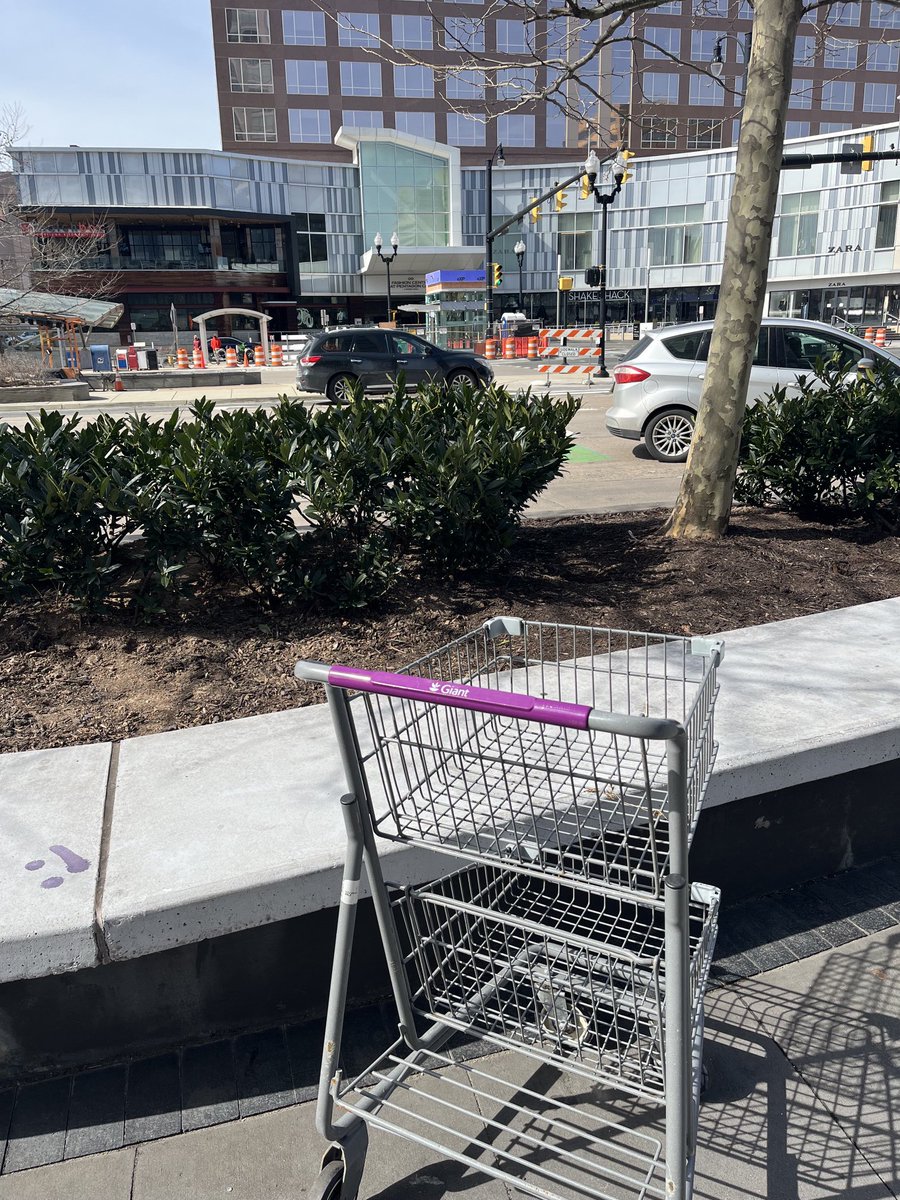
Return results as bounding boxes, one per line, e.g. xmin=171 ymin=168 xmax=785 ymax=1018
xmin=529 ymin=197 xmax=541 ymax=223
xmin=554 ymin=188 xmax=568 ymax=212
xmin=580 ymin=173 xmax=592 ymax=200
xmin=861 ymin=133 xmax=874 ymax=171
xmin=492 ymin=262 xmax=503 ymax=287
xmin=558 ymin=277 xmax=573 ymax=291
xmin=619 ymin=149 xmax=635 ymax=184
xmin=585 ymin=267 xmax=601 ymax=287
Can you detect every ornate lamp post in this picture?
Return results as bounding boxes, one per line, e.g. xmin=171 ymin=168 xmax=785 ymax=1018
xmin=373 ymin=230 xmax=399 ymax=324
xmin=514 ymin=238 xmax=526 ymax=314
xmin=584 ymin=149 xmax=627 ymax=379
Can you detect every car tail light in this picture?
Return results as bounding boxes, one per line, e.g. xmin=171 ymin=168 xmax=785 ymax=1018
xmin=614 ymin=364 xmax=650 ymax=384
xmin=299 ymin=354 xmax=321 ymax=365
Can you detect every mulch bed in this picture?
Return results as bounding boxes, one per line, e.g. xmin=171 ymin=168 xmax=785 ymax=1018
xmin=2 ymin=507 xmax=899 ymax=754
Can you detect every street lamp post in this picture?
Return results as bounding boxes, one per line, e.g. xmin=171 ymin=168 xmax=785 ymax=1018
xmin=484 ymin=143 xmax=505 ymax=338
xmin=373 ymin=231 xmax=399 ymax=325
xmin=584 ymin=149 xmax=626 ymax=379
xmin=514 ymin=238 xmax=526 ymax=314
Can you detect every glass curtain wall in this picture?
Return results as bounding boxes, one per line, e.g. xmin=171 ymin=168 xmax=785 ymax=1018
xmin=358 ymin=141 xmax=451 ymax=247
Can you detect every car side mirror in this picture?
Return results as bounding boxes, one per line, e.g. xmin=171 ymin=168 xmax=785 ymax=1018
xmin=857 ymin=357 xmax=875 ymax=371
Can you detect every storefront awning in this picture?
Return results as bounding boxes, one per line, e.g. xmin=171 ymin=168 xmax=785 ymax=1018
xmin=358 ymin=246 xmax=484 ymax=276
xmin=0 ymin=287 xmax=124 ymax=329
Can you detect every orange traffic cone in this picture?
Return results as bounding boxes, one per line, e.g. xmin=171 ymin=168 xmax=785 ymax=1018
xmin=114 ymin=370 xmax=125 ymax=393
xmin=243 ymin=349 xmax=250 ymax=367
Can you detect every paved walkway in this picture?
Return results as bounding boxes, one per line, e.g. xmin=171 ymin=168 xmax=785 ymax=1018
xmin=0 ymin=856 xmax=896 ymax=1199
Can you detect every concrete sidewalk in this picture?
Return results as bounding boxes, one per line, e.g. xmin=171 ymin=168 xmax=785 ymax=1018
xmin=0 ymin=887 xmax=896 ymax=1199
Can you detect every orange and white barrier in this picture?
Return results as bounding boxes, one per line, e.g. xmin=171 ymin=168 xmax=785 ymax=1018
xmin=254 ymin=344 xmax=266 ymax=366
xmin=270 ymin=343 xmax=283 ymax=366
xmin=176 ymin=347 xmax=190 ymax=369
xmin=225 ymin=346 xmax=238 ymax=367
xmin=537 ymin=363 xmax=598 ymax=375
xmin=542 ymin=346 xmax=602 ymax=357
xmin=542 ymin=328 xmax=604 ymax=341
xmin=484 ymin=338 xmax=497 ymax=360
xmin=875 ymin=328 xmax=887 ymax=347
xmin=864 ymin=327 xmax=876 ymax=343
xmin=527 ymin=337 xmax=538 ymax=359
xmin=503 ymin=338 xmax=516 ymax=360
xmin=192 ymin=346 xmax=205 ymax=368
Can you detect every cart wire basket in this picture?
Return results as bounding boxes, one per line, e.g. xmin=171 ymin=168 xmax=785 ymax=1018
xmin=393 ymin=861 xmax=720 ymax=1099
xmin=295 ymin=615 xmax=725 ymax=1200
xmin=348 ymin=617 xmax=722 ymax=898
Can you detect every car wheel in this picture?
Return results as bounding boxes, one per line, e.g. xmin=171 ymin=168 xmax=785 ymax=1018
xmin=446 ymin=370 xmax=479 ymax=393
xmin=326 ymin=373 xmax=358 ymax=404
xmin=644 ymin=409 xmax=695 ymax=463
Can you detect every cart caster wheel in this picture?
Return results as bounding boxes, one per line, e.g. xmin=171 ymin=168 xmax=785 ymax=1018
xmin=308 ymin=1160 xmax=350 ymax=1200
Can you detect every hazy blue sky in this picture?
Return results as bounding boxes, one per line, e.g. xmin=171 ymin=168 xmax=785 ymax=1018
xmin=4 ymin=1 xmax=221 ymax=149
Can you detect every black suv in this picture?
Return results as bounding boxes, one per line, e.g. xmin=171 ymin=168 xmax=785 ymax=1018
xmin=296 ymin=327 xmax=493 ymax=401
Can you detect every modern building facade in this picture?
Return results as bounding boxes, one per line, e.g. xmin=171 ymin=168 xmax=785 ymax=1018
xmin=13 ymin=121 xmax=900 ymax=338
xmin=622 ymin=0 xmax=900 ymax=155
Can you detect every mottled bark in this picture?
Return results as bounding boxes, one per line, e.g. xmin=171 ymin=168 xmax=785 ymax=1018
xmin=664 ymin=0 xmax=804 ymax=541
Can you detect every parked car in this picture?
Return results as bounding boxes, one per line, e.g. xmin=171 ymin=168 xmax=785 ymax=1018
xmin=296 ymin=327 xmax=493 ymax=402
xmin=606 ymin=318 xmax=900 ymax=462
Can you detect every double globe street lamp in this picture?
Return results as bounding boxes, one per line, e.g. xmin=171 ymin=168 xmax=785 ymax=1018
xmin=373 ymin=230 xmax=399 ymax=325
xmin=582 ymin=149 xmax=629 ymax=379
xmin=514 ymin=239 xmax=526 ymax=314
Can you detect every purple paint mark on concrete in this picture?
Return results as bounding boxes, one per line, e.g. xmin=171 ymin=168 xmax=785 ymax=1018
xmin=49 ymin=845 xmax=90 ymax=874
xmin=41 ymin=877 xmax=64 ymax=889
xmin=25 ymin=860 xmax=45 ymax=871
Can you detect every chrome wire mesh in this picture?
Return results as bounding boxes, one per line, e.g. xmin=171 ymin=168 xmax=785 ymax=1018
xmin=356 ymin=619 xmax=720 ymax=897
xmin=393 ymin=863 xmax=720 ymax=1099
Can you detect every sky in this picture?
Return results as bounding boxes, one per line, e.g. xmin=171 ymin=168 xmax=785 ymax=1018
xmin=3 ymin=0 xmax=221 ymax=150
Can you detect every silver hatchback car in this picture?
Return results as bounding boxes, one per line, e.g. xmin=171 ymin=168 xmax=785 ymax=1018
xmin=606 ymin=318 xmax=899 ymax=462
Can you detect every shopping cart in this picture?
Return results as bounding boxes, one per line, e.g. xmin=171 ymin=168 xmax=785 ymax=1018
xmin=295 ymin=616 xmax=723 ymax=1200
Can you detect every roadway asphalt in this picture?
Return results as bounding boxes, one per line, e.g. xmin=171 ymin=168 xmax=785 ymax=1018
xmin=0 ymin=350 xmax=681 ymax=517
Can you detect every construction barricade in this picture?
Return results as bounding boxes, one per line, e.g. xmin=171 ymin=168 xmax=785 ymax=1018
xmin=176 ymin=347 xmax=190 ymax=369
xmin=270 ymin=343 xmax=284 ymax=366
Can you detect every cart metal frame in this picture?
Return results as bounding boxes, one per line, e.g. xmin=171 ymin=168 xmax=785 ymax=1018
xmin=296 ymin=617 xmax=723 ymax=1200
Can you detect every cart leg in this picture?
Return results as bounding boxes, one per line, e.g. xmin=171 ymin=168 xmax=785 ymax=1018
xmin=314 ymin=1121 xmax=369 ymax=1200
xmin=665 ymin=872 xmax=691 ymax=1200
xmin=315 ymin=794 xmax=367 ymax=1147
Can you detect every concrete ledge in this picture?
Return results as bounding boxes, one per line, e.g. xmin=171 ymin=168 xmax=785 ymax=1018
xmin=81 ymin=370 xmax=262 ymax=390
xmin=0 ymin=597 xmax=899 ymax=989
xmin=0 ymin=382 xmax=90 ymax=404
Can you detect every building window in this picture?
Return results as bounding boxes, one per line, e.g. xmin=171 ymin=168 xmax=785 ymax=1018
xmin=871 ymin=1 xmax=900 ymax=25
xmin=342 ymin=109 xmax=384 ymax=128
xmin=495 ymin=19 xmax=530 ymax=53
xmin=640 ymin=116 xmax=678 ymax=149
xmin=822 ymin=80 xmax=855 ymax=110
xmin=689 ymin=75 xmax=725 ymax=105
xmin=824 ymin=38 xmax=858 ymax=68
xmin=827 ymin=1 xmax=860 ymax=23
xmin=864 ymin=82 xmax=896 ymax=112
xmin=282 ymin=11 xmax=325 ymax=45
xmin=793 ymin=35 xmax=816 ymax=65
xmin=819 ymin=122 xmax=852 ymax=132
xmin=395 ymin=111 xmax=436 ymax=139
xmin=232 ymin=106 xmax=277 ymax=141
xmin=496 ymin=66 xmax=536 ymax=99
xmin=285 ymin=60 xmax=328 ymax=94
xmin=867 ymin=41 xmax=900 ymax=70
xmin=295 ymin=212 xmax=328 ymax=273
xmin=648 ymin=204 xmax=704 ymax=265
xmin=443 ymin=17 xmax=485 ymax=52
xmin=446 ymin=112 xmax=485 ymax=146
xmin=876 ymin=180 xmax=900 ymax=248
xmin=546 ymin=105 xmax=567 ymax=147
xmin=737 ymin=0 xmax=753 ymax=15
xmin=686 ymin=118 xmax=722 ymax=150
xmin=391 ymin=15 xmax=432 ymax=49
xmin=642 ymin=73 xmax=679 ymax=104
xmin=497 ymin=114 xmax=535 ymax=147
xmin=789 ymin=79 xmax=813 ymax=109
xmin=777 ymin=193 xmax=818 ymax=256
xmin=228 ymin=58 xmax=273 ymax=92
xmin=340 ymin=61 xmax=382 ymax=96
xmin=446 ymin=69 xmax=485 ymax=99
xmin=609 ymin=37 xmax=632 ymax=102
xmin=649 ymin=1 xmax=681 ymax=12
xmin=785 ymin=120 xmax=811 ymax=138
xmin=288 ymin=108 xmax=331 ymax=142
xmin=225 ymin=8 xmax=270 ymax=43
xmin=337 ymin=12 xmax=379 ymax=47
xmin=690 ymin=29 xmax=723 ymax=61
xmin=557 ymin=213 xmax=594 ymax=272
xmin=644 ymin=26 xmax=680 ymax=58
xmin=393 ymin=65 xmax=433 ymax=98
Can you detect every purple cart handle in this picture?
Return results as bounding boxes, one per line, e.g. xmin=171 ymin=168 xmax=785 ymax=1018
xmin=327 ymin=665 xmax=592 ymax=730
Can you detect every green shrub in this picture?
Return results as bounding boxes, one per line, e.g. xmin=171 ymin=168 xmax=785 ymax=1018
xmin=0 ymin=382 xmax=579 ymax=612
xmin=736 ymin=360 xmax=900 ymax=527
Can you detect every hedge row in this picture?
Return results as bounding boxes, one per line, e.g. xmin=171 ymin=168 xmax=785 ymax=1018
xmin=0 ymin=382 xmax=579 ymax=612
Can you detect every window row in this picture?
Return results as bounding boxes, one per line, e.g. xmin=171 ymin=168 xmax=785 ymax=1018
xmin=640 ymin=72 xmax=898 ymax=113
xmin=639 ymin=117 xmax=727 ymax=150
xmin=227 ymin=8 xmax=540 ymax=52
xmin=642 ymin=28 xmax=900 ymax=71
xmin=229 ymin=60 xmax=537 ymax=100
xmin=231 ymin=108 xmax=541 ymax=146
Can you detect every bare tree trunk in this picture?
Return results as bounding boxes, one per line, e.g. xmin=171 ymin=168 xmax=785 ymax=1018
xmin=664 ymin=0 xmax=803 ymax=541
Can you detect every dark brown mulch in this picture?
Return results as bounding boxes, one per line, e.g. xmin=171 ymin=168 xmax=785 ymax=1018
xmin=2 ymin=507 xmax=899 ymax=754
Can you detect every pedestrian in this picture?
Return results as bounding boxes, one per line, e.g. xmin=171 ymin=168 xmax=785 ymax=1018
xmin=193 ymin=334 xmax=201 ymax=353
xmin=210 ymin=333 xmax=221 ymax=353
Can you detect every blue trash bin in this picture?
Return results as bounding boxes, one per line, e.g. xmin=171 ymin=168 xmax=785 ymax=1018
xmin=90 ymin=345 xmax=112 ymax=371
